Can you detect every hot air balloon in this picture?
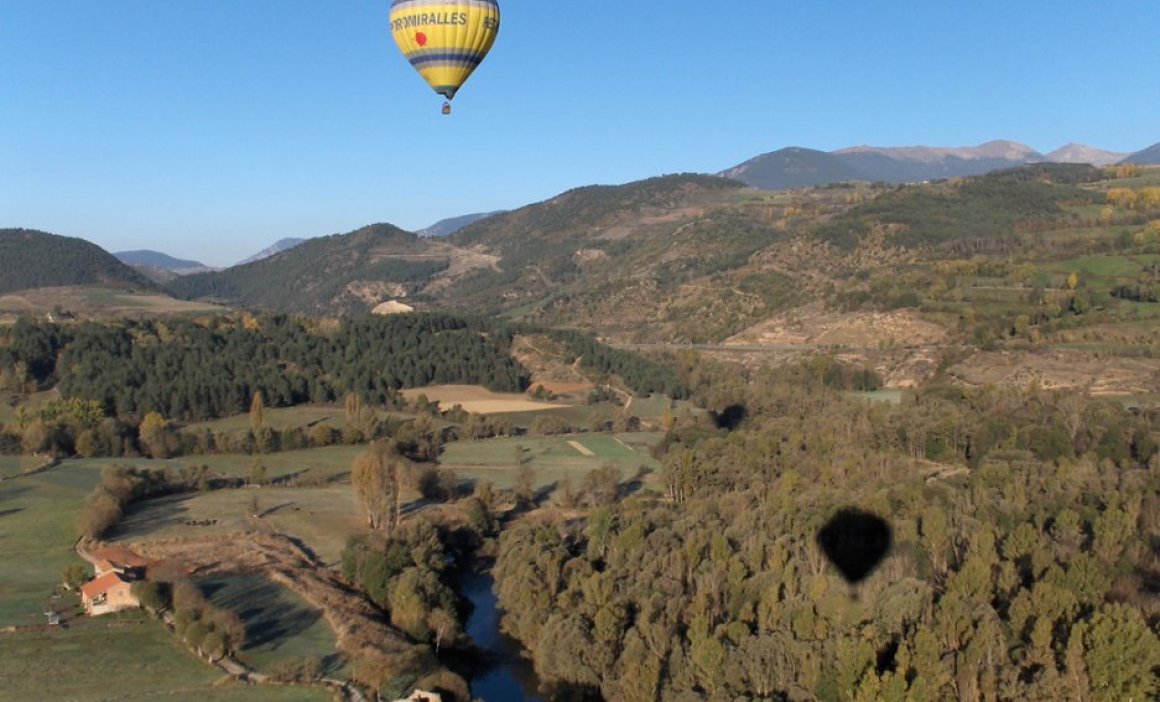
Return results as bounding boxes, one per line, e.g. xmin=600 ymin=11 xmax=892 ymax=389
xmin=389 ymin=0 xmax=500 ymax=115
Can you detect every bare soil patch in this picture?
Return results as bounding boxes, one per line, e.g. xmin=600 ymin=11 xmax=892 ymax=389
xmin=420 ymin=243 xmax=501 ymax=294
xmin=400 ymin=385 xmax=570 ymax=414
xmin=594 ymin=208 xmax=705 ymax=241
xmin=726 ymin=303 xmax=949 ymax=348
xmin=567 ymin=440 xmax=595 ymax=457
xmin=948 ymin=349 xmax=1160 ymax=395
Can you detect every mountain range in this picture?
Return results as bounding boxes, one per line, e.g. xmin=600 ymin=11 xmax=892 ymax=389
xmin=2 ymin=138 xmax=1157 ymax=331
xmin=75 ymin=139 xmax=1160 ymax=272
xmin=0 ymin=158 xmax=1151 ymax=346
xmin=719 ymin=140 xmax=1158 ymax=190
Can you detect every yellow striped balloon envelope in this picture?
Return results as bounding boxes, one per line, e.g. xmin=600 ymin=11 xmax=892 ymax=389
xmin=389 ymin=0 xmax=500 ymax=112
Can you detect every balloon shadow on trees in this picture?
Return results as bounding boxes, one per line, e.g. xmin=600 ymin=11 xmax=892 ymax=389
xmin=711 ymin=404 xmax=748 ymax=431
xmin=816 ymin=508 xmax=893 ymax=586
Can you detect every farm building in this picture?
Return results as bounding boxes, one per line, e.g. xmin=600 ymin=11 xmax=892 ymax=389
xmin=78 ymin=545 xmax=150 ymax=616
xmin=89 ymin=545 xmax=150 ymax=579
xmin=80 ymin=572 xmax=138 ymax=616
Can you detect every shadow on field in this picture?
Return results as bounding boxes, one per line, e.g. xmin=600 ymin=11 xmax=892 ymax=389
xmin=199 ymin=575 xmax=324 ymax=652
xmin=618 ymin=466 xmax=651 ymax=499
xmin=259 ymin=501 xmax=296 ymax=517
xmin=0 ymin=484 xmax=34 ymax=502
xmin=0 ymin=507 xmax=25 ymax=518
xmin=109 ymin=493 xmax=196 ymax=538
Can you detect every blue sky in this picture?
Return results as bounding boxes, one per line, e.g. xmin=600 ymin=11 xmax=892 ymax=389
xmin=2 ymin=1 xmax=1157 ymax=266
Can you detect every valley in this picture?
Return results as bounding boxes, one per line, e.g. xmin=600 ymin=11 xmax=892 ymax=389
xmin=2 ymin=161 xmax=1160 ymax=702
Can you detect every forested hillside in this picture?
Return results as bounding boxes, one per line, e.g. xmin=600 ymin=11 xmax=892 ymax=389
xmin=436 ymin=174 xmax=794 ymax=339
xmin=167 ymin=224 xmax=447 ymax=314
xmin=0 ymin=229 xmax=157 ymax=295
xmin=0 ymin=314 xmax=527 ymax=422
xmin=814 ymin=164 xmax=1105 ymax=250
xmin=493 ymin=361 xmax=1160 ymax=702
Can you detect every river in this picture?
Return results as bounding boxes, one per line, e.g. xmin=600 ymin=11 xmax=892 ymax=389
xmin=460 ymin=570 xmax=544 ymax=702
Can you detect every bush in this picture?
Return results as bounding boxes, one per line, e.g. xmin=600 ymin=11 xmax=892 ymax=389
xmin=266 ymin=657 xmax=323 ymax=682
xmin=131 ymin=580 xmax=171 ymax=613
xmin=183 ymin=620 xmax=210 ymax=649
xmin=532 ymin=415 xmax=572 ymax=436
xmin=200 ymin=630 xmax=227 ymax=661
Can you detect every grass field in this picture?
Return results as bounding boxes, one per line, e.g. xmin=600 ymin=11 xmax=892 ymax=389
xmin=627 ymin=393 xmax=677 ymax=421
xmin=111 ymin=484 xmax=363 ymax=567
xmin=1045 ymin=253 xmax=1160 ymax=280
xmin=0 ymin=614 xmax=330 ymax=702
xmin=0 ymin=462 xmax=104 ymax=626
xmin=1110 ymin=167 xmax=1160 ymax=189
xmin=439 ymin=432 xmax=662 ymax=491
xmin=183 ymin=405 xmax=420 ymax=435
xmin=490 ymin=403 xmax=616 ymax=428
xmin=200 ymin=574 xmax=345 ymax=676
xmin=0 ymin=446 xmax=363 ymax=626
xmin=0 ymin=455 xmax=46 ymax=479
xmin=0 ymin=285 xmax=225 ymax=319
xmin=185 ymin=406 xmax=349 ymax=433
xmin=192 ymin=445 xmax=363 ymax=483
xmin=48 ymin=446 xmax=364 ymax=485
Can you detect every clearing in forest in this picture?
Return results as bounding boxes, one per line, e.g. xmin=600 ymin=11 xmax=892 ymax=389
xmin=401 ymin=385 xmax=570 ymax=414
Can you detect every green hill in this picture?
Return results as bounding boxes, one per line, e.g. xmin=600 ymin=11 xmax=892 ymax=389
xmin=167 ymin=223 xmax=448 ymax=315
xmin=0 ymin=229 xmax=157 ymax=295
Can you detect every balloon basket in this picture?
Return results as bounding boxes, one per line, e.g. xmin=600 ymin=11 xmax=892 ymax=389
xmin=442 ymin=102 xmax=451 ymax=115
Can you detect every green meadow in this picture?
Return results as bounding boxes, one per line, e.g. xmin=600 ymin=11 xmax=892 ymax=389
xmin=0 ymin=614 xmax=330 ymax=702
xmin=439 ymin=432 xmax=662 ymax=491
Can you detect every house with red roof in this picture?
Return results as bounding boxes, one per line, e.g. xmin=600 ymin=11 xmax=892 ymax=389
xmin=80 ymin=572 xmax=138 ymax=616
xmin=79 ymin=545 xmax=150 ymax=616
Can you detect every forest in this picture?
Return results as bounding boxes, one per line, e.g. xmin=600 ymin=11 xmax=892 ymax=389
xmin=0 ymin=314 xmax=525 ymax=419
xmin=0 ymin=312 xmax=687 ymax=460
xmin=165 ymin=223 xmax=446 ymax=315
xmin=491 ymin=359 xmax=1160 ymax=702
